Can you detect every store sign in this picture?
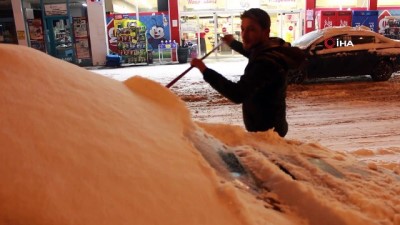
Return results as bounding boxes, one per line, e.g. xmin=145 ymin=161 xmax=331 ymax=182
xmin=227 ymin=0 xmax=259 ymax=9
xmin=262 ymin=0 xmax=296 ymax=7
xmin=187 ymin=0 xmax=216 ymax=3
xmin=44 ymin=4 xmax=67 ymax=16
xmin=186 ymin=0 xmax=217 ymax=10
xmin=180 ymin=22 xmax=199 ymax=32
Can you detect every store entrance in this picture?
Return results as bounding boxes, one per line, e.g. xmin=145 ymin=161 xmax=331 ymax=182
xmin=270 ymin=11 xmax=301 ymax=44
xmin=180 ymin=10 xmax=302 ymax=59
xmin=180 ymin=12 xmax=242 ymax=58
xmin=45 ymin=17 xmax=75 ymax=63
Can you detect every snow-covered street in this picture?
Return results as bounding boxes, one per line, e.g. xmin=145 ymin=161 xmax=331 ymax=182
xmin=93 ymin=58 xmax=400 ymax=158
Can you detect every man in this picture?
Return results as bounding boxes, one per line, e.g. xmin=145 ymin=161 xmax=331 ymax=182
xmin=190 ymin=8 xmax=305 ymax=137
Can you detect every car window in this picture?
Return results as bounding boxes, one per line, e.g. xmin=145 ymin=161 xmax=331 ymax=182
xmin=350 ymin=35 xmax=375 ymax=45
xmin=292 ymin=30 xmax=323 ymax=48
xmin=314 ymin=35 xmax=345 ymax=50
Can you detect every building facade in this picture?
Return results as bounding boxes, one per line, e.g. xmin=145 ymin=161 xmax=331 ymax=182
xmin=1 ymin=0 xmax=400 ymax=65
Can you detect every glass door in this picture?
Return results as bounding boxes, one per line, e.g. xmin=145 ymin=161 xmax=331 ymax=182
xmin=45 ymin=16 xmax=75 ymax=62
xmin=180 ymin=12 xmax=242 ymax=58
xmin=276 ymin=11 xmax=301 ymax=44
xmin=198 ymin=14 xmax=214 ymax=57
xmin=216 ymin=14 xmax=230 ymax=55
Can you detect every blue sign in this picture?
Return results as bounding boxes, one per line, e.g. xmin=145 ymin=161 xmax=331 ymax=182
xmin=352 ymin=10 xmax=379 ymax=32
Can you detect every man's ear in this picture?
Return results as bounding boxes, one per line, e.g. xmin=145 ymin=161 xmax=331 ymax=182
xmin=264 ymin=28 xmax=270 ymax=38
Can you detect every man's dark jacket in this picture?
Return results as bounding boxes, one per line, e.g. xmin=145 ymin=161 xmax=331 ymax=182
xmin=202 ymin=38 xmax=305 ymax=137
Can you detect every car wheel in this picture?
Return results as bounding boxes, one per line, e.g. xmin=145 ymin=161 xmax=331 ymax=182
xmin=371 ymin=61 xmax=393 ymax=81
xmin=288 ymin=69 xmax=306 ymax=84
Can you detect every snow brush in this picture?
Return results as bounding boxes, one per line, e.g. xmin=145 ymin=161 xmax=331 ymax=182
xmin=166 ymin=42 xmax=223 ymax=88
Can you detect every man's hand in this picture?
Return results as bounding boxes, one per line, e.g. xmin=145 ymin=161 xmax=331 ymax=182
xmin=190 ymin=58 xmax=207 ymax=73
xmin=221 ymin=34 xmax=235 ymax=45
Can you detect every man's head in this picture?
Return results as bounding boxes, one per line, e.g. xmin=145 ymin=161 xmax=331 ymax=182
xmin=240 ymin=8 xmax=271 ymax=50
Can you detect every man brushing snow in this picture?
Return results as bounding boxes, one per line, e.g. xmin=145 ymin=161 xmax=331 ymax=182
xmin=191 ymin=8 xmax=305 ymax=137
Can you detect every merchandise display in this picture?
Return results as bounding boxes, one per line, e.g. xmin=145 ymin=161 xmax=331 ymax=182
xmin=115 ymin=20 xmax=148 ymax=65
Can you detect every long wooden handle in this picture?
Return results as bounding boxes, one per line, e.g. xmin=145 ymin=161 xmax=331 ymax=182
xmin=166 ymin=42 xmax=223 ymax=88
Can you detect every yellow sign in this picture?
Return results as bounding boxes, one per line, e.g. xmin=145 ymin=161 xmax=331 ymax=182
xmin=378 ymin=0 xmax=398 ymax=6
xmin=17 ymin=30 xmax=25 ymax=40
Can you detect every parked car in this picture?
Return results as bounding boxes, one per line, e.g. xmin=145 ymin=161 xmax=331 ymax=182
xmin=289 ymin=26 xmax=400 ymax=83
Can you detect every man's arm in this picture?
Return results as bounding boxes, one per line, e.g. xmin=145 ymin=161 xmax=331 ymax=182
xmin=222 ymin=35 xmax=249 ymax=58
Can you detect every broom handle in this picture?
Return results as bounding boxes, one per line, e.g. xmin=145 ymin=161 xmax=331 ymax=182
xmin=166 ymin=42 xmax=223 ymax=88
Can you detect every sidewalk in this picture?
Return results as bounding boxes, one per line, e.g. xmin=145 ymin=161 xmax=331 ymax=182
xmin=89 ymin=54 xmax=248 ymax=84
xmin=85 ymin=54 xmax=247 ymax=70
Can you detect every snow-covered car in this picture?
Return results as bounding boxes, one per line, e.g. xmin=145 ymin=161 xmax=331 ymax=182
xmin=290 ymin=26 xmax=400 ymax=83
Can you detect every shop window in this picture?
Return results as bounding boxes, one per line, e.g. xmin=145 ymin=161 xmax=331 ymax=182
xmin=0 ymin=0 xmax=18 ymax=44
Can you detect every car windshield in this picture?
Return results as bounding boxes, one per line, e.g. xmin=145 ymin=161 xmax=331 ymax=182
xmin=292 ymin=30 xmax=324 ymax=49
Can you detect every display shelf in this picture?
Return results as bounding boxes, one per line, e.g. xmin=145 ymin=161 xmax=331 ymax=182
xmin=116 ymin=22 xmax=148 ymax=65
xmin=158 ymin=40 xmax=178 ymax=64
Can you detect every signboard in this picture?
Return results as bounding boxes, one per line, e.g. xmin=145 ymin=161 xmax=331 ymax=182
xmin=17 ymin=30 xmax=25 ymax=40
xmin=352 ymin=10 xmax=379 ymax=32
xmin=186 ymin=0 xmax=217 ymax=10
xmin=180 ymin=21 xmax=199 ymax=32
xmin=44 ymin=4 xmax=67 ymax=16
xmin=316 ymin=11 xmax=352 ymax=29
xmin=204 ymin=27 xmax=210 ymax=33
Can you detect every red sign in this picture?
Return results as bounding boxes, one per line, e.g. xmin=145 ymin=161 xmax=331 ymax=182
xmin=204 ymin=27 xmax=210 ymax=33
xmin=288 ymin=26 xmax=293 ymax=31
xmin=222 ymin=27 xmax=227 ymax=33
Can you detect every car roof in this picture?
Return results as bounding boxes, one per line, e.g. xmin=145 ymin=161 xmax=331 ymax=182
xmin=292 ymin=26 xmax=397 ymax=49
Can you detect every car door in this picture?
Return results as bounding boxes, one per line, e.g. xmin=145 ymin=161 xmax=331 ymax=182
xmin=306 ymin=34 xmax=350 ymax=78
xmin=341 ymin=34 xmax=378 ymax=76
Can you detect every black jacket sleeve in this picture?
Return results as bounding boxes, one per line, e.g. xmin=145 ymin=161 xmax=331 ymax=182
xmin=202 ymin=59 xmax=281 ymax=104
xmin=229 ymin=40 xmax=250 ymax=58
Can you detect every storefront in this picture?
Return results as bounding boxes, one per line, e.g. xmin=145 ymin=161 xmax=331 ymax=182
xmin=18 ymin=0 xmax=92 ymax=66
xmin=104 ymin=0 xmax=174 ymax=64
xmin=178 ymin=0 xmax=305 ymax=56
xmin=0 ymin=0 xmax=18 ymax=44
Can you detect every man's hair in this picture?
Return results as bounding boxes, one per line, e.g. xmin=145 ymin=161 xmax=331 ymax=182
xmin=240 ymin=8 xmax=271 ymax=30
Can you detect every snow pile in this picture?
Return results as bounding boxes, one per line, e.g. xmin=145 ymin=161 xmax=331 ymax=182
xmin=0 ymin=44 xmax=399 ymax=225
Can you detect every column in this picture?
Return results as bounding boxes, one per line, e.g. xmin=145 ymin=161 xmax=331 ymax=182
xmin=305 ymin=0 xmax=316 ymax=33
xmin=87 ymin=0 xmax=108 ymax=66
xmin=11 ymin=0 xmax=28 ymax=46
xmin=369 ymin=0 xmax=377 ymax=10
xmin=168 ymin=0 xmax=180 ymax=43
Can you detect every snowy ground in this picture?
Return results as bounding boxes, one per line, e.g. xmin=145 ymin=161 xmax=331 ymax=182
xmin=93 ymin=57 xmax=400 ymax=162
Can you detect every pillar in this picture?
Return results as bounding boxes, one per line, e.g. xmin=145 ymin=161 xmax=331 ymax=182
xmin=168 ymin=0 xmax=180 ymax=44
xmin=87 ymin=0 xmax=108 ymax=66
xmin=11 ymin=0 xmax=28 ymax=46
xmin=305 ymin=0 xmax=316 ymax=33
xmin=369 ymin=0 xmax=377 ymax=10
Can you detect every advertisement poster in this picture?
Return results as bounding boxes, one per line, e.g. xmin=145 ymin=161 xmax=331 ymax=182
xmin=73 ymin=17 xmax=91 ymax=59
xmin=27 ymin=19 xmax=45 ymax=52
xmin=28 ymin=19 xmax=43 ymax=40
xmin=106 ymin=12 xmax=171 ymax=54
xmin=378 ymin=10 xmax=400 ymax=40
